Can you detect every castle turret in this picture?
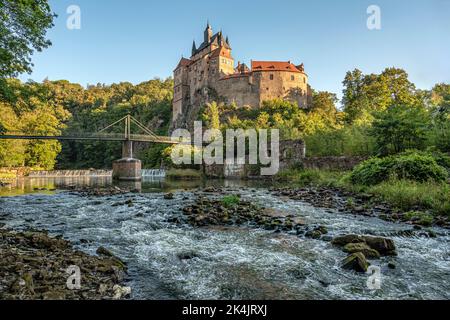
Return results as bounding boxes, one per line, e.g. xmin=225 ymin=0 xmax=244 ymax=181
xmin=192 ymin=40 xmax=197 ymax=56
xmin=204 ymin=21 xmax=212 ymax=43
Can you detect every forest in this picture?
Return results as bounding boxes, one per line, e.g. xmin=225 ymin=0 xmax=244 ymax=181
xmin=0 ymin=68 xmax=449 ymax=170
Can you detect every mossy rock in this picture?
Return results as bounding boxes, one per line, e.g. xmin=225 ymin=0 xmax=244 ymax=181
xmin=343 ymin=242 xmax=381 ymax=259
xmin=342 ymin=252 xmax=369 ymax=272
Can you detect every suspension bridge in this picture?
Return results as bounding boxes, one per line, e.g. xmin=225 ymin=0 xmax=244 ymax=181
xmin=0 ymin=115 xmax=178 ymax=180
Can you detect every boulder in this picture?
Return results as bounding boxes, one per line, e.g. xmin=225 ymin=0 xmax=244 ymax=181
xmin=332 ymin=234 xmax=397 ymax=256
xmin=164 ymin=193 xmax=174 ymax=200
xmin=362 ymin=236 xmax=397 ymax=256
xmin=343 ymin=242 xmax=380 ymax=259
xmin=342 ymin=252 xmax=369 ymax=272
xmin=331 ymin=234 xmax=364 ymax=246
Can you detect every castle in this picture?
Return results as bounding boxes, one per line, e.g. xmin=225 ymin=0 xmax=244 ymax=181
xmin=172 ymin=23 xmax=311 ymax=127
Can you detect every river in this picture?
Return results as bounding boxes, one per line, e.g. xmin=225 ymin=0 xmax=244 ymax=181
xmin=0 ymin=177 xmax=449 ymax=299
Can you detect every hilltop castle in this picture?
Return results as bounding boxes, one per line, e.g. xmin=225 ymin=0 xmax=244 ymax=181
xmin=172 ymin=23 xmax=311 ymax=127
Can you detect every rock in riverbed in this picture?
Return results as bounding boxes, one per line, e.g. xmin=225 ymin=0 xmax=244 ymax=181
xmin=342 ymin=252 xmax=369 ymax=272
xmin=0 ymin=228 xmax=129 ymax=300
xmin=332 ymin=234 xmax=397 ymax=256
xmin=181 ymin=196 xmax=303 ymax=232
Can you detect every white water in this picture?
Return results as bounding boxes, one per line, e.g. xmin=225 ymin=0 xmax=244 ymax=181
xmin=141 ymin=169 xmax=166 ymax=178
xmin=0 ymin=178 xmax=449 ymax=300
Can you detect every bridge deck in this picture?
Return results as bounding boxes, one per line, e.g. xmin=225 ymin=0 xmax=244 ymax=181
xmin=0 ymin=133 xmax=178 ymax=144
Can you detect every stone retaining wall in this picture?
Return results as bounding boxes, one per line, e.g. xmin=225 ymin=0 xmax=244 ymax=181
xmin=302 ymin=156 xmax=367 ymax=171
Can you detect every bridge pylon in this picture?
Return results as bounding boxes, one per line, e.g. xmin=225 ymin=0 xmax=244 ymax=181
xmin=106 ymin=114 xmax=143 ymax=181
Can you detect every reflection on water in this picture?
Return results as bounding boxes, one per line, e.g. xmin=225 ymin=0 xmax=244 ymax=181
xmin=0 ymin=176 xmax=276 ymax=197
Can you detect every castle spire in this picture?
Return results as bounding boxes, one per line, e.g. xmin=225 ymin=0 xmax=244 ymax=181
xmin=192 ymin=40 xmax=197 ymax=56
xmin=204 ymin=20 xmax=213 ymax=43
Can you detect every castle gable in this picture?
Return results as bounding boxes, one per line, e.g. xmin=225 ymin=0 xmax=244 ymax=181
xmin=174 ymin=57 xmax=192 ymax=71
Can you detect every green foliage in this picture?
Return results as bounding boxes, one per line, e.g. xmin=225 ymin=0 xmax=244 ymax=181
xmin=202 ymin=101 xmax=221 ymax=129
xmin=304 ymin=124 xmax=374 ymax=156
xmin=371 ymin=104 xmax=429 ymax=155
xmin=276 ymin=168 xmax=346 ymax=187
xmin=0 ymin=0 xmax=55 ymax=78
xmin=350 ymin=152 xmax=448 ymax=185
xmin=0 ymin=78 xmax=173 ymax=169
xmin=403 ymin=211 xmax=434 ymax=226
xmin=342 ymin=68 xmax=420 ymax=124
xmin=166 ymin=168 xmax=202 ymax=180
xmin=221 ymin=195 xmax=240 ymax=208
xmin=368 ymin=180 xmax=450 ymax=217
xmin=221 ymin=96 xmax=341 ymax=140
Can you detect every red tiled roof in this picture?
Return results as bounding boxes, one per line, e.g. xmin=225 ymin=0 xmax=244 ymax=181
xmin=174 ymin=57 xmax=192 ymax=70
xmin=251 ymin=61 xmax=301 ymax=73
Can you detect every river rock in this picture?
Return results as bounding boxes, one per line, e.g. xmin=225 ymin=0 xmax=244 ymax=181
xmin=112 ymin=285 xmax=131 ymax=300
xmin=164 ymin=193 xmax=174 ymax=200
xmin=0 ymin=229 xmax=128 ymax=300
xmin=343 ymin=242 xmax=380 ymax=259
xmin=332 ymin=234 xmax=397 ymax=257
xmin=363 ymin=236 xmax=397 ymax=256
xmin=331 ymin=234 xmax=364 ymax=246
xmin=342 ymin=252 xmax=369 ymax=272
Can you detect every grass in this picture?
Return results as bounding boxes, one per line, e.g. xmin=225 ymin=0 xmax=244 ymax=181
xmin=367 ymin=180 xmax=450 ymax=216
xmin=165 ymin=168 xmax=203 ymax=180
xmin=275 ymin=168 xmax=450 ymax=217
xmin=221 ymin=195 xmax=240 ymax=208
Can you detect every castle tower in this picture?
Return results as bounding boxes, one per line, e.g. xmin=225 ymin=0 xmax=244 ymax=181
xmin=204 ymin=21 xmax=212 ymax=43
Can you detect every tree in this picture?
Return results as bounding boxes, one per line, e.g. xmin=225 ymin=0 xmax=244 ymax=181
xmin=342 ymin=68 xmax=420 ymax=124
xmin=0 ymin=0 xmax=55 ymax=77
xmin=202 ymin=101 xmax=220 ymax=129
xmin=371 ymin=104 xmax=429 ymax=155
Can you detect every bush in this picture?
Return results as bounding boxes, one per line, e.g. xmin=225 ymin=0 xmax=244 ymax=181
xmin=221 ymin=195 xmax=240 ymax=208
xmin=350 ymin=152 xmax=448 ymax=185
xmin=400 ymin=148 xmax=450 ymax=173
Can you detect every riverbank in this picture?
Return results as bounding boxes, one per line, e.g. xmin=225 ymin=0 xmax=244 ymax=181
xmin=0 ymin=228 xmax=130 ymax=300
xmin=275 ymin=169 xmax=450 ymax=226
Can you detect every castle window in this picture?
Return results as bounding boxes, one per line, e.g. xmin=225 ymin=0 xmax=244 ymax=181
xmin=303 ymin=77 xmax=306 ymax=84
xmin=270 ymin=74 xmax=274 ymax=80
xmin=291 ymin=75 xmax=295 ymax=81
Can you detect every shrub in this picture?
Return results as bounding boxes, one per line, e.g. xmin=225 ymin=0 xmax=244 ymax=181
xmin=404 ymin=211 xmax=434 ymax=226
xmin=350 ymin=152 xmax=448 ymax=185
xmin=221 ymin=195 xmax=240 ymax=208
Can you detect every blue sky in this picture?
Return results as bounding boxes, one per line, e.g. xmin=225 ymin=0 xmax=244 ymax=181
xmin=21 ymin=0 xmax=450 ymax=102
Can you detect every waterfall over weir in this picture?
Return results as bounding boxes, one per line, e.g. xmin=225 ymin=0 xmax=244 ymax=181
xmin=26 ymin=169 xmax=165 ymax=178
xmin=141 ymin=169 xmax=166 ymax=178
xmin=28 ymin=170 xmax=112 ymax=177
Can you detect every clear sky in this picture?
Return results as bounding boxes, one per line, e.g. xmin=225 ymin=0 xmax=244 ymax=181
xmin=20 ymin=0 xmax=450 ymax=102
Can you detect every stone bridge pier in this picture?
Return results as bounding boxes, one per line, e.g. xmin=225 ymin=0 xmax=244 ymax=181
xmin=112 ymin=140 xmax=142 ymax=181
